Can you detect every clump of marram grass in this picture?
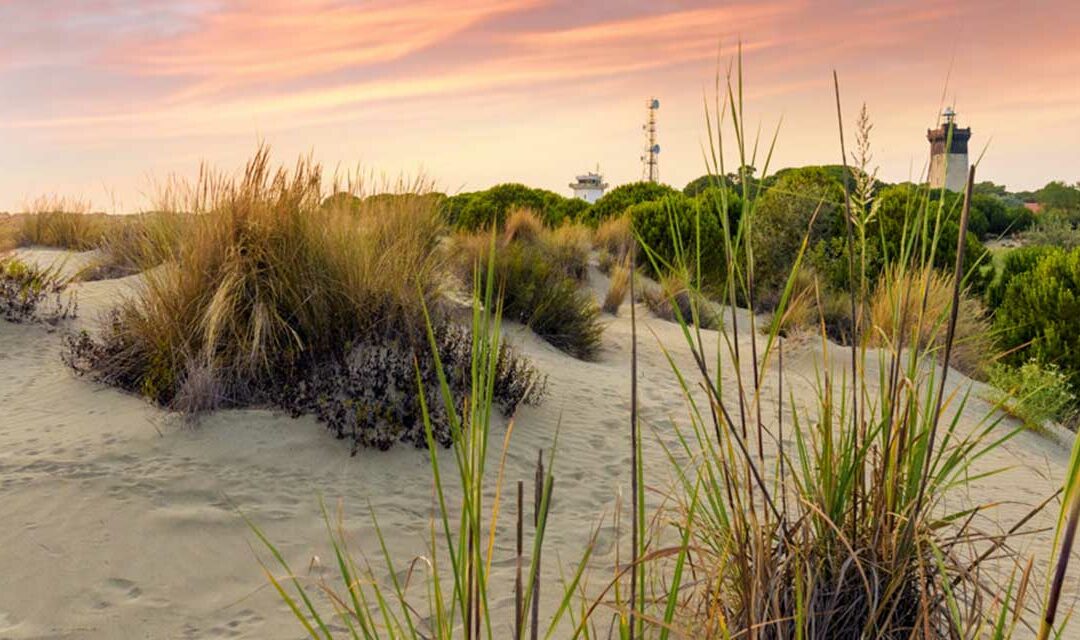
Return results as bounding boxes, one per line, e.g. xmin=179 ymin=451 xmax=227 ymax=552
xmin=594 ymin=213 xmax=635 ymax=266
xmin=641 ymin=268 xmax=718 ymax=329
xmin=453 ymin=234 xmax=603 ymax=359
xmin=546 ymin=222 xmax=592 ymax=281
xmin=602 ymin=258 xmax=631 ymax=314
xmin=63 ymin=147 xmax=543 ymax=450
xmin=452 ymin=209 xmax=603 ymax=359
xmin=503 ymin=206 xmax=545 ymax=244
xmin=0 ymin=256 xmax=76 ymax=323
xmin=867 ymin=264 xmax=994 ymax=378
xmin=17 ymin=197 xmax=107 ymax=250
xmin=79 ymin=211 xmax=190 ymax=281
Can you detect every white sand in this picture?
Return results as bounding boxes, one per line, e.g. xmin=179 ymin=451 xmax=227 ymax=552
xmin=1 ymin=248 xmax=1077 ymax=638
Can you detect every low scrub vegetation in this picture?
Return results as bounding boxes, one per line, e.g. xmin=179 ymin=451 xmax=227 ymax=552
xmin=442 ymin=183 xmax=588 ymax=230
xmin=988 ymin=360 xmax=1077 ymax=431
xmin=0 ymin=256 xmax=76 ymax=323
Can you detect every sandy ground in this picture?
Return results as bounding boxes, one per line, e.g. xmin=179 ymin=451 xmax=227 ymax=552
xmin=1 ymin=247 xmax=1078 ymax=638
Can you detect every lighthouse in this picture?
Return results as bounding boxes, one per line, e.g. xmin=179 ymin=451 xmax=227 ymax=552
xmin=927 ymin=107 xmax=971 ymax=192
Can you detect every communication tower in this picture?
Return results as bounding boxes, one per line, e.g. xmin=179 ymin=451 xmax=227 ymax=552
xmin=641 ymin=98 xmax=660 ymax=182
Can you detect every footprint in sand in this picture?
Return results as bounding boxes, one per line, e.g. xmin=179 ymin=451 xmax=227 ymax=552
xmin=88 ymin=577 xmax=142 ymax=610
xmin=183 ymin=608 xmax=266 ymax=639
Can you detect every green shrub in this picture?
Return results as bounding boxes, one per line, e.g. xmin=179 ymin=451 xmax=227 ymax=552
xmin=984 ymin=245 xmax=1060 ymax=309
xmin=442 ymin=183 xmax=586 ymax=230
xmin=749 ymin=166 xmax=843 ymax=308
xmin=995 ymin=247 xmax=1080 ymax=389
xmin=872 ymin=183 xmax=992 ymax=294
xmin=582 ymin=181 xmax=678 ymax=226
xmin=631 ymin=193 xmax=728 ymax=286
xmin=975 ymin=193 xmax=1034 ymax=237
xmin=987 ymin=360 xmax=1077 ymax=430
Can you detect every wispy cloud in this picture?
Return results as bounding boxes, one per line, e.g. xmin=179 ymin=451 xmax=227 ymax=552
xmin=0 ymin=0 xmax=1077 ymax=211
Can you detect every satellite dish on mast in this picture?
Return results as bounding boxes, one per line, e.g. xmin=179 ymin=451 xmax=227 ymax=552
xmin=650 ymin=99 xmax=660 ymax=109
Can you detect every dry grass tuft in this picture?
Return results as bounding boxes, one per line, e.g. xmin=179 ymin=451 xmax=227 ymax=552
xmin=80 ymin=212 xmax=190 ymax=280
xmin=603 ymin=258 xmax=631 ymax=315
xmin=17 ymin=197 xmax=106 ymax=250
xmin=642 ymin=269 xmax=718 ymax=328
xmin=868 ymin=265 xmax=994 ymax=377
xmin=503 ymin=207 xmax=546 ymax=244
xmin=546 ymin=222 xmax=592 ymax=281
xmin=594 ymin=214 xmax=635 ymax=262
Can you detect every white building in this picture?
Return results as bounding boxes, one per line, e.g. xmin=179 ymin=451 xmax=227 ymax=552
xmin=569 ymin=171 xmax=608 ymax=204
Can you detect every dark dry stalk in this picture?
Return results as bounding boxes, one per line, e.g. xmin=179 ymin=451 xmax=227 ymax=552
xmin=1039 ymin=487 xmax=1080 ymax=640
xmin=950 ymin=488 xmax=1060 ymax=591
xmin=532 ymin=450 xmax=543 ymax=640
xmin=629 ymin=242 xmax=640 ymax=640
xmin=515 ymin=479 xmax=524 ymax=640
xmin=832 ymin=71 xmax=862 ymax=531
xmin=906 ymin=165 xmax=974 ymax=550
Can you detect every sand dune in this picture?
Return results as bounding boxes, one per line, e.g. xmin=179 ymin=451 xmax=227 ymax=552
xmin=1 ymin=248 xmax=1077 ymax=638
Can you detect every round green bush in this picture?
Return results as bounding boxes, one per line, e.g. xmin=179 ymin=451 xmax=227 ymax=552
xmin=749 ymin=167 xmax=844 ymax=307
xmin=443 ymin=184 xmax=587 ymax=230
xmin=629 ymin=188 xmax=740 ymax=289
xmin=583 ymin=181 xmax=678 ymax=226
xmin=995 ymin=247 xmax=1080 ymax=389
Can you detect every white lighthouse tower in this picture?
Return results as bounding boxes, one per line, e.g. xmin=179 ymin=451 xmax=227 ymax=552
xmin=569 ymin=167 xmax=608 ymax=204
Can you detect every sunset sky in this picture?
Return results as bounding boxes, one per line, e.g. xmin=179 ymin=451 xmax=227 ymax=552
xmin=1 ymin=0 xmax=1077 ymax=212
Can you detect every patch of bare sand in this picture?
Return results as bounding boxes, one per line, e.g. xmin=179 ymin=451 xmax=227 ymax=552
xmin=0 ymin=251 xmax=1077 ymax=637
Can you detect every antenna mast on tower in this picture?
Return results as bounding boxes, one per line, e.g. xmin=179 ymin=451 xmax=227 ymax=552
xmin=641 ymin=98 xmax=660 ymax=182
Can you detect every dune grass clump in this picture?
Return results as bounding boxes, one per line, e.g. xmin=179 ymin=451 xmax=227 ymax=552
xmin=594 ymin=214 xmax=635 ymax=266
xmin=0 ymin=256 xmax=76 ymax=323
xmin=641 ymin=268 xmax=719 ymax=329
xmin=546 ymin=223 xmax=592 ymax=281
xmin=868 ymin=264 xmax=994 ymax=377
xmin=456 ymin=238 xmax=603 ymax=359
xmin=602 ymin=258 xmax=631 ymax=315
xmin=452 ymin=211 xmax=603 ymax=359
xmin=64 ymin=148 xmax=543 ymax=449
xmin=17 ymin=197 xmax=106 ymax=250
xmin=79 ymin=211 xmax=190 ymax=281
